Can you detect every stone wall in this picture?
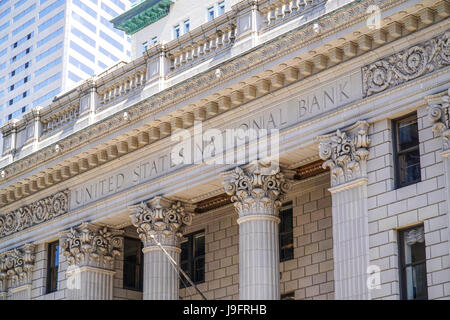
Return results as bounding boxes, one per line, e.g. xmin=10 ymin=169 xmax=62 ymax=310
xmin=180 ymin=173 xmax=334 ymax=300
xmin=367 ymin=110 xmax=450 ymax=300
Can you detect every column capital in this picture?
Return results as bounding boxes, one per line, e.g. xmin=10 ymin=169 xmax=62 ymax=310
xmin=129 ymin=196 xmax=194 ymax=247
xmin=318 ymin=121 xmax=371 ymax=188
xmin=223 ymin=160 xmax=294 ymax=217
xmin=427 ymin=89 xmax=450 ymax=155
xmin=60 ymin=222 xmax=123 ymax=270
xmin=0 ymin=243 xmax=35 ymax=290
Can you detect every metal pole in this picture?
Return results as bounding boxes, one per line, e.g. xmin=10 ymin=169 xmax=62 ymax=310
xmin=149 ymin=234 xmax=207 ymax=300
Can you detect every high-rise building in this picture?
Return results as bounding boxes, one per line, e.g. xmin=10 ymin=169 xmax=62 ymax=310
xmin=0 ymin=0 xmax=133 ymax=127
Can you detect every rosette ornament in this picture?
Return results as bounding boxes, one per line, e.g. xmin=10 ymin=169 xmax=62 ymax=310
xmin=318 ymin=121 xmax=371 ymax=187
xmin=223 ymin=160 xmax=293 ymax=217
xmin=60 ymin=222 xmax=123 ymax=270
xmin=129 ymin=197 xmax=194 ymax=247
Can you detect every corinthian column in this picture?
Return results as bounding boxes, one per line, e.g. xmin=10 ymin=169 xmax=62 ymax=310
xmin=129 ymin=197 xmax=193 ymax=300
xmin=223 ymin=160 xmax=293 ymax=300
xmin=60 ymin=222 xmax=123 ymax=300
xmin=428 ymin=89 xmax=450 ymax=259
xmin=318 ymin=121 xmax=371 ymax=300
xmin=0 ymin=243 xmax=35 ymax=300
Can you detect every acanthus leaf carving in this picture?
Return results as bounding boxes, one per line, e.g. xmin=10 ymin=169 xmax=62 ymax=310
xmin=363 ymin=31 xmax=449 ymax=97
xmin=0 ymin=190 xmax=69 ymax=239
xmin=129 ymin=197 xmax=194 ymax=247
xmin=0 ymin=243 xmax=35 ymax=291
xmin=427 ymin=89 xmax=450 ymax=152
xmin=60 ymin=222 xmax=123 ymax=270
xmin=318 ymin=121 xmax=371 ymax=187
xmin=223 ymin=160 xmax=293 ymax=217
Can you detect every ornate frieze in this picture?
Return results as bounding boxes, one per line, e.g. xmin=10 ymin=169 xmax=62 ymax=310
xmin=363 ymin=31 xmax=450 ymax=97
xmin=318 ymin=121 xmax=371 ymax=187
xmin=0 ymin=244 xmax=35 ymax=290
xmin=129 ymin=197 xmax=194 ymax=247
xmin=428 ymin=89 xmax=450 ymax=152
xmin=0 ymin=190 xmax=69 ymax=239
xmin=60 ymin=222 xmax=123 ymax=270
xmin=223 ymin=160 xmax=293 ymax=217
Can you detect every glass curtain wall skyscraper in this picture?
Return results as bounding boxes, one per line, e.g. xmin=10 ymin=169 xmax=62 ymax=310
xmin=0 ymin=0 xmax=133 ymax=128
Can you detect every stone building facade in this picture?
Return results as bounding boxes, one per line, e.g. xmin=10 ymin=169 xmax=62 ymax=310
xmin=0 ymin=0 xmax=449 ymax=300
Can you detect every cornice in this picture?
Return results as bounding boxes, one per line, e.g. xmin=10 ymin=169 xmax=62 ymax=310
xmin=0 ymin=0 xmax=447 ymax=209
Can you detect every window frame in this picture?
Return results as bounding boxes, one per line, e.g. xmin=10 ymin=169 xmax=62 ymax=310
xmin=46 ymin=240 xmax=60 ymax=294
xmin=207 ymin=6 xmax=215 ymax=21
xmin=279 ymin=201 xmax=294 ymax=262
xmin=393 ymin=113 xmax=421 ymax=189
xmin=398 ymin=225 xmax=428 ymax=300
xmin=122 ymin=237 xmax=144 ymax=292
xmin=180 ymin=230 xmax=205 ymax=288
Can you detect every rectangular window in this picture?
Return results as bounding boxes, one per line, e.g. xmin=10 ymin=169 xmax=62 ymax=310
xmin=123 ymin=237 xmax=143 ymax=291
xmin=98 ymin=60 xmax=107 ymax=69
xmin=207 ymin=6 xmax=214 ymax=21
xmin=69 ymin=55 xmax=94 ymax=76
xmin=70 ymin=40 xmax=95 ymax=62
xmin=34 ymin=72 xmax=61 ymax=92
xmin=73 ymin=0 xmax=97 ymax=18
xmin=35 ymin=56 xmax=61 ymax=77
xmin=38 ymin=10 xmax=64 ymax=33
xmin=0 ymin=34 xmax=7 ymax=46
xmin=11 ymin=46 xmax=32 ymax=63
xmin=13 ymin=3 xmax=35 ymax=22
xmin=14 ymin=0 xmax=27 ymax=9
xmin=173 ymin=24 xmax=180 ymax=39
xmin=99 ymin=30 xmax=123 ymax=51
xmin=37 ymin=27 xmax=63 ymax=47
xmin=0 ymin=20 xmax=10 ymax=33
xmin=11 ymin=32 xmax=33 ymax=50
xmin=72 ymin=11 xmax=96 ymax=33
xmin=100 ymin=16 xmax=124 ymax=37
xmin=68 ymin=70 xmax=83 ymax=83
xmin=183 ymin=19 xmax=190 ymax=33
xmin=101 ymin=2 xmax=118 ymax=17
xmin=280 ymin=201 xmax=294 ymax=262
xmin=150 ymin=36 xmax=158 ymax=45
xmin=36 ymin=41 xmax=62 ymax=62
xmin=32 ymin=87 xmax=60 ymax=106
xmin=0 ymin=47 xmax=6 ymax=58
xmin=71 ymin=26 xmax=96 ymax=48
xmin=110 ymin=0 xmax=125 ymax=11
xmin=9 ymin=60 xmax=31 ymax=78
xmin=399 ymin=225 xmax=427 ymax=300
xmin=180 ymin=231 xmax=205 ymax=288
xmin=46 ymin=241 xmax=59 ymax=294
xmin=12 ymin=17 xmax=34 ymax=36
xmin=141 ymin=41 xmax=147 ymax=53
xmin=218 ymin=1 xmax=225 ymax=15
xmin=394 ymin=114 xmax=421 ymax=188
xmin=99 ymin=46 xmax=118 ymax=62
xmin=39 ymin=0 xmax=65 ymax=19
xmin=0 ymin=7 xmax=10 ymax=19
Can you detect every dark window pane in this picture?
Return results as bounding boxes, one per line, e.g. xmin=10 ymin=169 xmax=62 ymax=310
xmin=123 ymin=238 xmax=143 ymax=291
xmin=280 ymin=203 xmax=294 ymax=262
xmin=180 ymin=231 xmax=205 ymax=288
xmin=398 ymin=119 xmax=419 ymax=151
xmin=46 ymin=241 xmax=59 ymax=293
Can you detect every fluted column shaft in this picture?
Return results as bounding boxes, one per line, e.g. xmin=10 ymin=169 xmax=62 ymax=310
xmin=66 ymin=267 xmax=115 ymax=300
xmin=142 ymin=245 xmax=180 ymax=300
xmin=129 ymin=197 xmax=193 ymax=300
xmin=319 ymin=121 xmax=371 ymax=300
xmin=224 ymin=160 xmax=293 ymax=300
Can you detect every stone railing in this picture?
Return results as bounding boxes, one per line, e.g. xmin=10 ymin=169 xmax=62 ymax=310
xmin=98 ymin=65 xmax=147 ymax=106
xmin=0 ymin=0 xmax=355 ymax=165
xmin=166 ymin=19 xmax=236 ymax=75
xmin=259 ymin=0 xmax=326 ymax=28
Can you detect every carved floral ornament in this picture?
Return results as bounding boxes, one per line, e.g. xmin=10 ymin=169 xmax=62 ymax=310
xmin=60 ymin=222 xmax=123 ymax=270
xmin=428 ymin=89 xmax=450 ymax=152
xmin=129 ymin=197 xmax=194 ymax=247
xmin=363 ymin=31 xmax=449 ymax=97
xmin=318 ymin=121 xmax=371 ymax=188
xmin=0 ymin=190 xmax=69 ymax=239
xmin=0 ymin=244 xmax=35 ymax=290
xmin=223 ymin=160 xmax=293 ymax=217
